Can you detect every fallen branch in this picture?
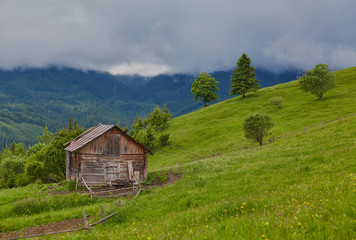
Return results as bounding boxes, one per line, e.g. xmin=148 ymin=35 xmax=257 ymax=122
xmin=89 ymin=213 xmax=115 ymax=227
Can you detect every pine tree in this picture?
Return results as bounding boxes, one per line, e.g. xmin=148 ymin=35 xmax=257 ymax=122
xmin=230 ymin=53 xmax=260 ymax=98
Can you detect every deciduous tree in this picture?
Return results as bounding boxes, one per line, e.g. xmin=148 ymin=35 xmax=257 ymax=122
xmin=243 ymin=113 xmax=273 ymax=145
xmin=298 ymin=63 xmax=335 ymax=100
xmin=191 ymin=72 xmax=219 ymax=107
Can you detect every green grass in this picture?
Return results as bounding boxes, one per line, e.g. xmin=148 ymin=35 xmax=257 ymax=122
xmin=0 ymin=67 xmax=355 ymax=239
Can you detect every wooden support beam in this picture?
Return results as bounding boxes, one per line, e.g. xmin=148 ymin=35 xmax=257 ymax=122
xmin=82 ymin=210 xmax=89 ymax=229
xmin=134 ymin=188 xmax=142 ymax=200
xmin=101 ymin=205 xmax=106 ymax=224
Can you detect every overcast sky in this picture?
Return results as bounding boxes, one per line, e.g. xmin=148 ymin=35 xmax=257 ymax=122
xmin=0 ymin=0 xmax=355 ymax=76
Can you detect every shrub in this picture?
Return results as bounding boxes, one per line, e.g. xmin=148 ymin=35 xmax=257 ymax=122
xmin=56 ymin=180 xmax=77 ymax=192
xmin=158 ymin=133 xmax=170 ymax=146
xmin=269 ymin=97 xmax=283 ymax=108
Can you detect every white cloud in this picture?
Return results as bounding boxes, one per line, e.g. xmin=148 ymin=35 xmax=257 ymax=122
xmin=108 ymin=62 xmax=171 ymax=76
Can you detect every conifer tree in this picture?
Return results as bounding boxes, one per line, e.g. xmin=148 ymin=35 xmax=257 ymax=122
xmin=230 ymin=53 xmax=260 ymax=98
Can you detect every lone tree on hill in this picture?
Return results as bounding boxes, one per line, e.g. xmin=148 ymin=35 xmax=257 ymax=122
xmin=230 ymin=53 xmax=260 ymax=98
xmin=298 ymin=63 xmax=335 ymax=100
xmin=243 ymin=113 xmax=273 ymax=145
xmin=191 ymin=72 xmax=219 ymax=107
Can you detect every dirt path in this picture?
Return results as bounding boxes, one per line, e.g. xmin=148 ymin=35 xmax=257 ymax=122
xmin=0 ymin=218 xmax=86 ymax=240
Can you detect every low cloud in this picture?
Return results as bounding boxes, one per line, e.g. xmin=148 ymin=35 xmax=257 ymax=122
xmin=108 ymin=62 xmax=171 ymax=76
xmin=0 ymin=0 xmax=355 ymax=75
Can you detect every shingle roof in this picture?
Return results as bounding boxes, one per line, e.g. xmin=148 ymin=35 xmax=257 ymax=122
xmin=64 ymin=123 xmax=114 ymax=152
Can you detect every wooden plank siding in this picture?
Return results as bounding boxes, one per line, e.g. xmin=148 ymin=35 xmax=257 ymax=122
xmin=65 ymin=124 xmax=149 ymax=187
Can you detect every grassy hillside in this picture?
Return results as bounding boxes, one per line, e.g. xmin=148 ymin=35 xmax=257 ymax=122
xmin=0 ymin=67 xmax=355 ymax=239
xmin=150 ymin=66 xmax=356 ymax=169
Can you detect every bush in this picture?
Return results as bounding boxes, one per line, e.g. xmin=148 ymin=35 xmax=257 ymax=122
xmin=158 ymin=133 xmax=170 ymax=146
xmin=269 ymin=97 xmax=283 ymax=108
xmin=56 ymin=180 xmax=77 ymax=192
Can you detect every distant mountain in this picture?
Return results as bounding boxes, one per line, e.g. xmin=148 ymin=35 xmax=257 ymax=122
xmin=0 ymin=67 xmax=301 ymax=147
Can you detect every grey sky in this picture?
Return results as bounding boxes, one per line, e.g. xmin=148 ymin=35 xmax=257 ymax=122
xmin=0 ymin=0 xmax=355 ymax=76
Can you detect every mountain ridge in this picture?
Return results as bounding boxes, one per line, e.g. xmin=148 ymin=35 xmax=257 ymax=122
xmin=0 ymin=66 xmax=301 ymax=147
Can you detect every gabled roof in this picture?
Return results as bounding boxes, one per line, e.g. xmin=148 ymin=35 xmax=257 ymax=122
xmin=64 ymin=123 xmax=152 ymax=154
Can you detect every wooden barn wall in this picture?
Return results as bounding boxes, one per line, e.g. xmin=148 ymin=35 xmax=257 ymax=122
xmin=67 ymin=128 xmax=147 ymax=186
xmin=78 ymin=128 xmax=145 ymax=156
xmin=78 ymin=155 xmax=146 ymax=186
xmin=68 ymin=152 xmax=81 ymax=180
xmin=119 ymin=134 xmax=145 ymax=155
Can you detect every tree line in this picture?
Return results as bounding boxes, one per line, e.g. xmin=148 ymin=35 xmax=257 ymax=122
xmin=0 ymin=119 xmax=84 ymax=189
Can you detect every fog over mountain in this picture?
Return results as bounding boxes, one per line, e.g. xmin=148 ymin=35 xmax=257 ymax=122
xmin=0 ymin=1 xmax=355 ymax=76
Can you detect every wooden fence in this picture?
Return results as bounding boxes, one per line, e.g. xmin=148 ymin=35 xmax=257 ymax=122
xmin=263 ymin=112 xmax=356 ymax=146
xmin=5 ymin=188 xmax=142 ymax=240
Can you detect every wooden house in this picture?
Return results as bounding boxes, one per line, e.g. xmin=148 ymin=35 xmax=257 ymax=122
xmin=63 ymin=123 xmax=151 ymax=187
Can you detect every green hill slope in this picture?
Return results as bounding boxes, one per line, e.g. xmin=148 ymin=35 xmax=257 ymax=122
xmin=149 ymin=66 xmax=356 ymax=170
xmin=0 ymin=67 xmax=355 ymax=239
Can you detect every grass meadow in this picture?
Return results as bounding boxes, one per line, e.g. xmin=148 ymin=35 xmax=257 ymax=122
xmin=0 ymin=67 xmax=355 ymax=239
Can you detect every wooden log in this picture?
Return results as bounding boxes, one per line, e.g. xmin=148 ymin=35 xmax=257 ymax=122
xmin=89 ymin=213 xmax=115 ymax=227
